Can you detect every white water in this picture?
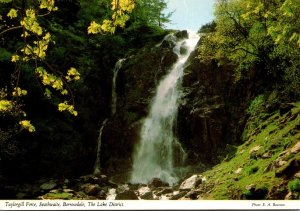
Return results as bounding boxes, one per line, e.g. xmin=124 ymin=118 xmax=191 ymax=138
xmin=131 ymin=31 xmax=200 ymax=185
xmin=93 ymin=59 xmax=125 ymax=174
xmin=93 ymin=118 xmax=108 ymax=174
xmin=111 ymin=59 xmax=126 ymax=116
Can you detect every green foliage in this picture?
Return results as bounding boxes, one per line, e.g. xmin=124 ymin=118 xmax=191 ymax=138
xmin=0 ymin=0 xmax=82 ymax=132
xmin=199 ymin=0 xmax=300 ymax=98
xmin=129 ymin=0 xmax=172 ymax=28
xmin=0 ymin=47 xmax=12 ymax=61
xmin=247 ymin=95 xmax=265 ymax=116
xmin=198 ymin=21 xmax=216 ymax=33
xmin=43 ymin=192 xmax=74 ymax=199
xmin=245 ymin=165 xmax=259 ymax=175
xmin=199 ymin=103 xmax=300 ymax=199
xmin=87 ymin=0 xmax=135 ymax=34
xmin=288 ymin=179 xmax=300 ymax=192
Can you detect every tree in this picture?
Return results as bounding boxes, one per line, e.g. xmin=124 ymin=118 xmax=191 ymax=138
xmin=87 ymin=0 xmax=135 ymax=34
xmin=198 ymin=0 xmax=300 ymax=96
xmin=0 ymin=0 xmax=135 ymax=133
xmin=0 ymin=0 xmax=81 ymax=133
xmin=126 ymin=0 xmax=172 ymax=28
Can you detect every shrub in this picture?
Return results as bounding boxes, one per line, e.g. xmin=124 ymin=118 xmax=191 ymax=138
xmin=288 ymin=179 xmax=300 ymax=193
xmin=245 ymin=166 xmax=259 ymax=175
xmin=247 ymin=95 xmax=265 ymax=116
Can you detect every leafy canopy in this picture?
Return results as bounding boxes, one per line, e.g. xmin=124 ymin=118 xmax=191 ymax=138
xmin=0 ymin=0 xmax=135 ymax=133
xmin=198 ymin=0 xmax=300 ymax=95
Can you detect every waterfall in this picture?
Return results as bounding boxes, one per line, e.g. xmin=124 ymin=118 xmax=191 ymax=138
xmin=93 ymin=58 xmax=125 ymax=174
xmin=93 ymin=118 xmax=108 ymax=174
xmin=130 ymin=31 xmax=200 ymax=185
xmin=111 ymin=59 xmax=125 ymax=116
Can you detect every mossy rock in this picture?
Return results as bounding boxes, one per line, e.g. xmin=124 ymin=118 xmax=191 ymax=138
xmin=43 ymin=192 xmax=74 ymax=199
xmin=40 ymin=181 xmax=57 ymax=190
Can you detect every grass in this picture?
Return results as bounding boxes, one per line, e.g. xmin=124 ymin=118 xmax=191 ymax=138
xmin=198 ymin=102 xmax=300 ymax=199
xmin=43 ymin=192 xmax=74 ymax=199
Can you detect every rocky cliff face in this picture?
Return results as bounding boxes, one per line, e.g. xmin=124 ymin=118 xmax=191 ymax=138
xmin=100 ymin=33 xmax=182 ymax=180
xmin=178 ymin=52 xmax=253 ymax=165
xmin=100 ymin=32 xmax=257 ymax=180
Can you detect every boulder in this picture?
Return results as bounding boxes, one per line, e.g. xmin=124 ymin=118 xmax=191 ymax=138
xmin=175 ymin=30 xmax=188 ymax=40
xmin=40 ymin=181 xmax=57 ymax=191
xmin=279 ymin=103 xmax=296 ymax=116
xmin=275 ymin=158 xmax=300 ymax=178
xmin=170 ymin=191 xmax=188 ymax=200
xmin=80 ymin=174 xmax=109 ymax=186
xmin=185 ymin=190 xmax=201 ymax=200
xmin=290 ymin=142 xmax=300 ymax=154
xmin=140 ymin=191 xmax=154 ymax=200
xmin=156 ymin=187 xmax=173 ymax=196
xmin=115 ymin=190 xmax=138 ymax=200
xmin=179 ymin=175 xmax=202 ymax=191
xmin=83 ymin=184 xmax=101 ymax=196
xmin=106 ymin=188 xmax=117 ymax=200
xmin=149 ymin=178 xmax=169 ymax=188
xmin=138 ymin=186 xmax=151 ymax=195
xmin=294 ymin=171 xmax=300 ymax=178
xmin=243 ymin=184 xmax=268 ymax=199
xmin=235 ymin=168 xmax=243 ymax=174
xmin=97 ymin=190 xmax=107 ymax=200
xmin=116 ymin=184 xmax=130 ymax=193
xmin=249 ymin=145 xmax=261 ymax=158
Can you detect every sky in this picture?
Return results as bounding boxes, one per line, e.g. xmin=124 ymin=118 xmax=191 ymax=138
xmin=164 ymin=0 xmax=216 ymax=31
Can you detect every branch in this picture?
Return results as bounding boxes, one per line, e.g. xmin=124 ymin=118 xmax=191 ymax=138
xmin=230 ymin=47 xmax=260 ymax=57
xmin=0 ymin=26 xmax=22 ymax=36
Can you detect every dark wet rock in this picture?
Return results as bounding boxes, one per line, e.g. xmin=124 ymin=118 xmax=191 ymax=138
xmin=161 ymin=35 xmax=177 ymax=49
xmin=140 ymin=191 xmax=154 ymax=200
xmin=178 ymin=54 xmax=253 ymax=165
xmin=107 ymin=181 xmax=118 ymax=189
xmin=16 ymin=192 xmax=27 ymax=199
xmin=115 ymin=190 xmax=138 ymax=200
xmin=40 ymin=181 xmax=57 ymax=191
xmin=128 ymin=183 xmax=142 ymax=191
xmin=175 ymin=30 xmax=188 ymax=40
xmin=279 ymin=103 xmax=296 ymax=116
xmin=185 ymin=190 xmax=202 ymax=200
xmin=242 ymin=184 xmax=268 ymax=199
xmin=170 ymin=191 xmax=188 ymax=200
xmin=97 ymin=190 xmax=107 ymax=200
xmin=275 ymin=158 xmax=300 ymax=178
xmin=82 ymin=184 xmax=101 ymax=196
xmin=101 ymin=42 xmax=178 ymax=176
xmin=79 ymin=174 xmax=109 ymax=185
xmin=149 ymin=178 xmax=169 ymax=188
xmin=156 ymin=187 xmax=173 ymax=196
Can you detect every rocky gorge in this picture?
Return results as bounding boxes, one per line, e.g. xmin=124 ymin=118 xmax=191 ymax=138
xmin=1 ymin=28 xmax=299 ymax=200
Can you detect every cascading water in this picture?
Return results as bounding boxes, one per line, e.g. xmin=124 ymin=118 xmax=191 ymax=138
xmin=130 ymin=31 xmax=200 ymax=185
xmin=111 ymin=59 xmax=125 ymax=116
xmin=93 ymin=58 xmax=125 ymax=174
xmin=93 ymin=118 xmax=108 ymax=174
